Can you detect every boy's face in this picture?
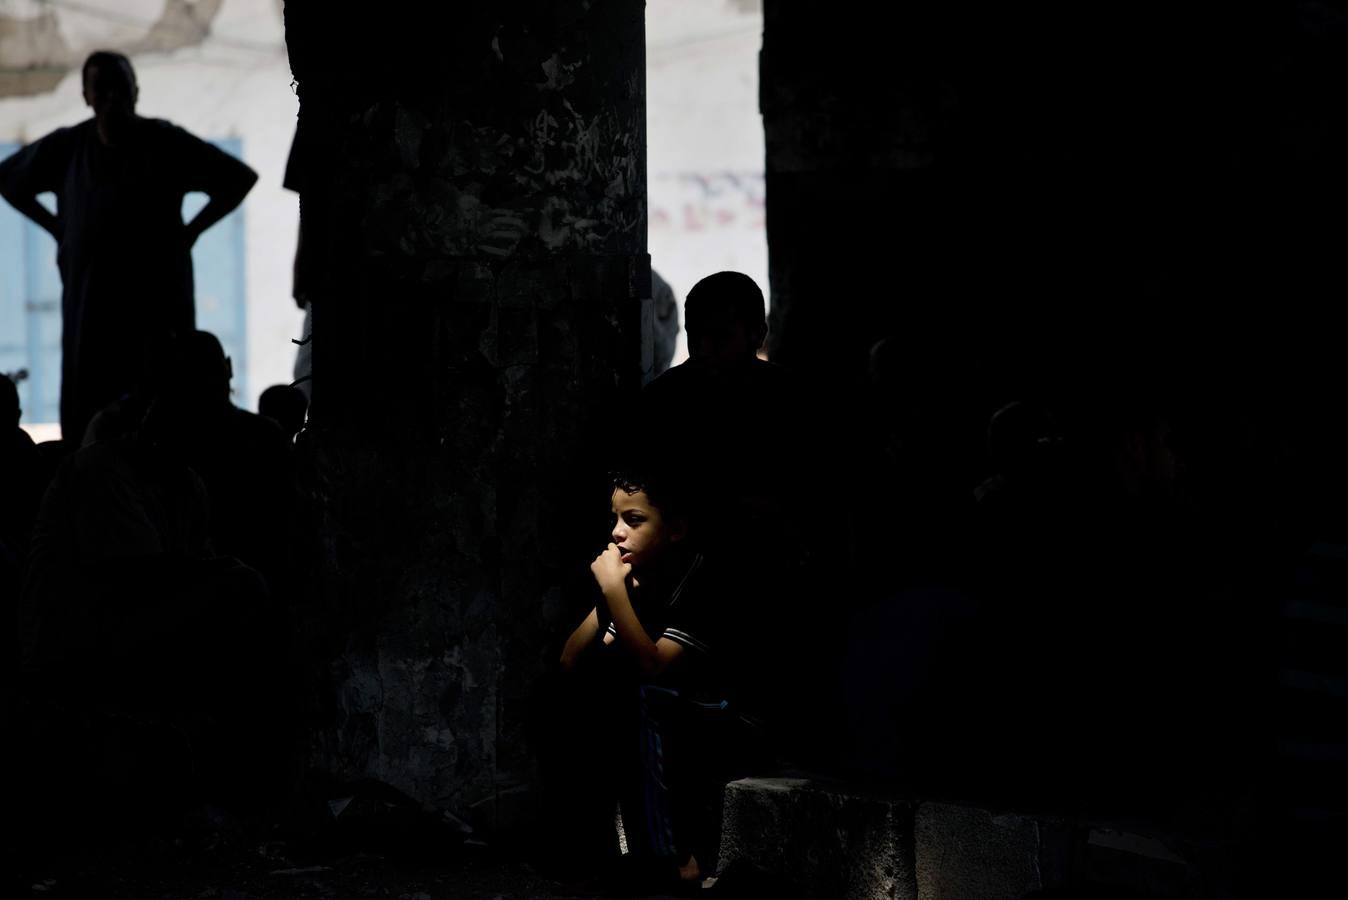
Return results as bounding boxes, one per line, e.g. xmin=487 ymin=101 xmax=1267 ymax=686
xmin=610 ymin=488 xmax=679 ymax=570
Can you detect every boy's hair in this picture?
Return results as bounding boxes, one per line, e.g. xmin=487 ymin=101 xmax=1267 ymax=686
xmin=609 ymin=464 xmax=689 ymax=522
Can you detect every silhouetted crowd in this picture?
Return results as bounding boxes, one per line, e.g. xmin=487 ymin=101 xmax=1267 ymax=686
xmin=2 ymin=333 xmax=307 ymax=839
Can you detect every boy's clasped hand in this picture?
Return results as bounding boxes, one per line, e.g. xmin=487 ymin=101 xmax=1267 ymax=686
xmin=591 ymin=543 xmax=633 ymax=593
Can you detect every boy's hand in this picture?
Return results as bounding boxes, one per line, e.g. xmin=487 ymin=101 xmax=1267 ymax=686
xmin=590 ymin=543 xmax=632 ymax=594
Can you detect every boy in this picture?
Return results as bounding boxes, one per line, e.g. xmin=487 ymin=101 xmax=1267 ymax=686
xmin=559 ymin=469 xmax=746 ymax=891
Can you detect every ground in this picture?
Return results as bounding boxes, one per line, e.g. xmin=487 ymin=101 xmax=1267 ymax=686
xmin=8 ymin=829 xmax=698 ymax=900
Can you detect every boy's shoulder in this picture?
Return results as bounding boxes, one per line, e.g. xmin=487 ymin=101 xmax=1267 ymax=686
xmin=665 ymin=549 xmax=756 ymax=628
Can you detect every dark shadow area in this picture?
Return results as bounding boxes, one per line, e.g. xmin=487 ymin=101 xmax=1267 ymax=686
xmin=2 ymin=4 xmax=1346 ymax=899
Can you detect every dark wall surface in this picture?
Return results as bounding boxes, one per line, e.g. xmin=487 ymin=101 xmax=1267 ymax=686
xmin=763 ymin=0 xmax=1348 ymax=821
xmin=762 ymin=0 xmax=1348 ymax=394
xmin=284 ymin=1 xmax=647 ymax=818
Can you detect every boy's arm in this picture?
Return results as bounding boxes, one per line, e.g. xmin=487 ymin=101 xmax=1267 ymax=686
xmin=560 ymin=607 xmax=601 ymax=671
xmin=593 ymin=543 xmax=684 ymax=678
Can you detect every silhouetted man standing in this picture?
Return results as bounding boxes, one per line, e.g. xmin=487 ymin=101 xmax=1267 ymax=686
xmin=640 ymin=271 xmax=796 ymax=540
xmin=0 ymin=51 xmax=257 ymax=444
xmin=637 ymin=272 xmax=830 ymax=754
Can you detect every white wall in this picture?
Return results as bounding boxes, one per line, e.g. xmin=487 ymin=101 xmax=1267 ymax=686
xmin=0 ymin=0 xmax=301 ymax=424
xmin=647 ymin=0 xmax=766 ymax=364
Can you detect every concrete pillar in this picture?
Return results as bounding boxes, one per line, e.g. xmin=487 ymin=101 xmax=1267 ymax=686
xmin=284 ymin=2 xmax=646 ymax=820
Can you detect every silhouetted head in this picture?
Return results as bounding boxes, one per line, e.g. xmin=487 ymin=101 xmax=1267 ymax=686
xmin=867 ymin=336 xmax=900 ymax=389
xmin=684 ymin=271 xmax=767 ymax=366
xmin=168 ymin=330 xmax=233 ymax=406
xmin=82 ymin=51 xmax=137 ymax=133
xmin=81 ymin=399 xmax=139 ymax=448
xmin=609 ymin=466 xmax=691 ymax=572
xmin=988 ymin=401 xmax=1061 ymax=481
xmin=1 ymin=375 xmax=19 ymax=428
xmin=259 ymin=384 xmax=308 ymax=442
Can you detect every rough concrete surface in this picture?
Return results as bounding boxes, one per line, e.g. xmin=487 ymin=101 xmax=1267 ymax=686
xmin=718 ymin=776 xmax=917 ymax=900
xmin=917 ymin=801 xmax=1222 ymax=899
xmin=914 ymin=802 xmax=1070 ymax=900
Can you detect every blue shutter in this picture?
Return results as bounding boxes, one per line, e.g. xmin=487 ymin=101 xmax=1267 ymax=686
xmin=22 ymin=193 xmax=63 ymax=426
xmin=187 ymin=136 xmax=249 ymax=408
xmin=0 ymin=141 xmax=62 ymax=426
xmin=0 ymin=144 xmax=27 ymax=385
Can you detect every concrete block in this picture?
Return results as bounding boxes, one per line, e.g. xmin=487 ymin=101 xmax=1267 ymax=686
xmin=915 ymin=803 xmax=1071 ymax=900
xmin=1078 ymin=826 xmax=1207 ymax=898
xmin=917 ymin=802 xmax=1212 ymax=899
xmin=718 ymin=776 xmax=917 ymax=900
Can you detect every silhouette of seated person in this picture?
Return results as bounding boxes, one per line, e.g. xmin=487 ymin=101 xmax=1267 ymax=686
xmin=650 ymin=268 xmax=680 ymax=378
xmin=863 ymin=334 xmax=984 ymax=590
xmin=849 ymin=396 xmax=1074 ymax=797
xmin=19 ymin=416 xmax=283 ymax=828
xmin=975 ymin=401 xmax=1066 ymax=506
xmin=0 ymin=50 xmax=258 ymax=446
xmin=21 ymin=427 xmax=216 ymax=682
xmin=970 ymin=400 xmax=1073 ymax=587
xmin=140 ymin=331 xmax=291 ymax=589
xmin=832 ymin=359 xmax=1011 ymax=788
xmin=1261 ymin=402 xmax=1348 ymax=893
xmin=947 ymin=388 xmax=1237 ymax=815
xmin=1070 ymin=397 xmax=1234 ymax=812
xmin=1 ymin=375 xmax=41 ymax=669
xmin=1 ymin=375 xmax=40 ymax=562
xmin=542 ymin=465 xmax=771 ymax=889
xmin=258 ymin=383 xmax=309 ymax=445
xmin=74 ymin=332 xmax=179 ymax=450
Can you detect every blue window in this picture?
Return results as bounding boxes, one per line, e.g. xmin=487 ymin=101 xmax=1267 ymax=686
xmin=0 ymin=137 xmax=248 ymax=429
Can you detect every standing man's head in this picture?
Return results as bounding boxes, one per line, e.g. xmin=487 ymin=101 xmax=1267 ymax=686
xmin=82 ymin=51 xmax=137 ymax=136
xmin=684 ymin=271 xmax=767 ymax=366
